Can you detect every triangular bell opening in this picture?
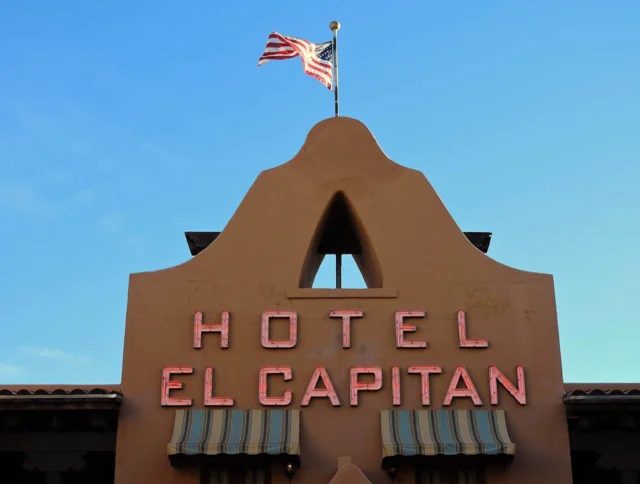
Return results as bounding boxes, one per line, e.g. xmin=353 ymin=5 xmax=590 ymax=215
xmin=299 ymin=192 xmax=382 ymax=288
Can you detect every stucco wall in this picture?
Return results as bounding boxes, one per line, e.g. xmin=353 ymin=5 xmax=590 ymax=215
xmin=114 ymin=117 xmax=572 ymax=484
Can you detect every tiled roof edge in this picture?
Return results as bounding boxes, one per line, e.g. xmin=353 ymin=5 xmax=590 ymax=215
xmin=0 ymin=387 xmax=122 ymax=396
xmin=564 ymin=388 xmax=640 ymax=397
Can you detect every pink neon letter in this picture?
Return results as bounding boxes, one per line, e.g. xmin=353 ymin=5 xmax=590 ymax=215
xmin=395 ymin=311 xmax=427 ymax=348
xmin=350 ymin=367 xmax=383 ymax=406
xmin=204 ymin=367 xmax=234 ymax=406
xmin=329 ymin=310 xmax=363 ymax=348
xmin=408 ymin=366 xmax=442 ymax=406
xmin=161 ymin=367 xmax=193 ymax=406
xmin=261 ymin=311 xmax=297 ymax=348
xmin=259 ymin=366 xmax=293 ymax=406
xmin=392 ymin=366 xmax=401 ymax=406
xmin=301 ymin=366 xmax=341 ymax=406
xmin=457 ymin=310 xmax=488 ymax=348
xmin=490 ymin=365 xmax=526 ymax=405
xmin=443 ymin=366 xmax=482 ymax=406
xmin=193 ymin=310 xmax=229 ymax=349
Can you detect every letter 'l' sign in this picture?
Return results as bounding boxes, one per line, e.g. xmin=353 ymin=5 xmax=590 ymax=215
xmin=457 ymin=310 xmax=488 ymax=348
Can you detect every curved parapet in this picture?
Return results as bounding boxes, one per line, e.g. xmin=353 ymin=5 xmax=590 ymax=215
xmin=137 ymin=116 xmax=546 ymax=287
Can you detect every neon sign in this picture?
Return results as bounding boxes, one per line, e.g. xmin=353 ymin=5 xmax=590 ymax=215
xmin=161 ymin=310 xmax=526 ymax=408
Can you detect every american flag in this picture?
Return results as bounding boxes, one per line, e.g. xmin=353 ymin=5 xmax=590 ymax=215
xmin=258 ymin=32 xmax=334 ymax=90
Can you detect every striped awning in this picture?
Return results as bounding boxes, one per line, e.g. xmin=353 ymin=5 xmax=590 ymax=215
xmin=381 ymin=410 xmax=516 ymax=459
xmin=167 ymin=409 xmax=300 ymax=458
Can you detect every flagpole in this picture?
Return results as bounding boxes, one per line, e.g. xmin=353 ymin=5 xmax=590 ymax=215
xmin=330 ymin=21 xmax=340 ymax=116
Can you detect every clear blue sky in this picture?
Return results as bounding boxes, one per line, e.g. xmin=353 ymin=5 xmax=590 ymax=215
xmin=1 ymin=2 xmax=638 ymax=385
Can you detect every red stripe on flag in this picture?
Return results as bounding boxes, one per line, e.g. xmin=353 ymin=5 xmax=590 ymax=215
xmin=258 ymin=31 xmax=333 ymax=90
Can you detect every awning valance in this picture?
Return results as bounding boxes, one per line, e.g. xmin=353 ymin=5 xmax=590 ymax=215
xmin=167 ymin=409 xmax=300 ymax=460
xmin=381 ymin=410 xmax=515 ymax=462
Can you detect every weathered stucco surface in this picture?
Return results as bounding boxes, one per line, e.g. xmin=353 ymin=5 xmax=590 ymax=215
xmin=114 ymin=117 xmax=572 ymax=484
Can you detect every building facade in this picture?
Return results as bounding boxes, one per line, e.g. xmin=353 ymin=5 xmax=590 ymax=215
xmin=1 ymin=118 xmax=639 ymax=484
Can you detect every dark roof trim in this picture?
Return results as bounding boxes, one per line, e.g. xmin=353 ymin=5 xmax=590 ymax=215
xmin=564 ymin=394 xmax=640 ymax=404
xmin=0 ymin=388 xmax=123 ymax=408
xmin=564 ymin=391 xmax=640 ymax=413
xmin=185 ymin=232 xmax=221 ymax=256
xmin=185 ymin=231 xmax=492 ymax=256
xmin=463 ymin=232 xmax=492 ymax=254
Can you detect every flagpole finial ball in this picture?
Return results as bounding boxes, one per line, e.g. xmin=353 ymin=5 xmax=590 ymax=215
xmin=329 ymin=21 xmax=341 ymax=31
